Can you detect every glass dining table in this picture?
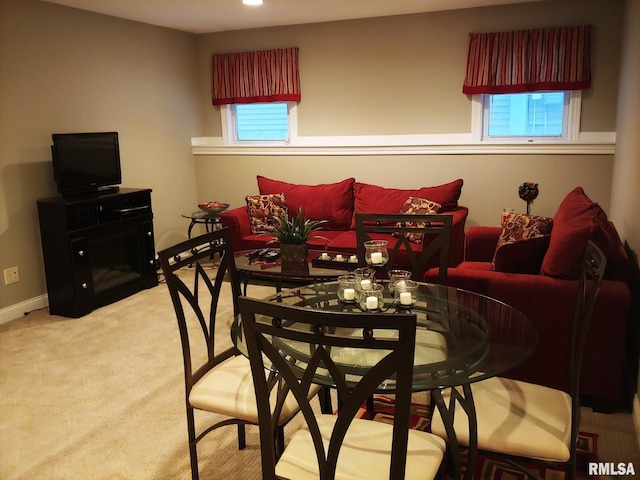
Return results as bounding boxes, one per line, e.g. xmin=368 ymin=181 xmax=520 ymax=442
xmin=231 ymin=280 xmax=537 ymax=480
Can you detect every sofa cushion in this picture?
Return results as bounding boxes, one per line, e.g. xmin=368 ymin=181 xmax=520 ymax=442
xmin=257 ymin=176 xmax=355 ymax=230
xmin=540 ymin=187 xmax=629 ymax=280
xmin=492 ymin=213 xmax=553 ymax=274
xmin=245 ymin=193 xmax=288 ymax=234
xmin=351 ymin=179 xmax=463 ymax=229
xmin=393 ymin=197 xmax=441 ymax=244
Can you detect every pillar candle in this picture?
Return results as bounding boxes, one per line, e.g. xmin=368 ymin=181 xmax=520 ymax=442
xmin=370 ymin=252 xmax=383 ymax=264
xmin=400 ymin=291 xmax=412 ymax=305
xmin=344 ymin=288 xmax=355 ymax=301
xmin=366 ymin=296 xmax=378 ymax=310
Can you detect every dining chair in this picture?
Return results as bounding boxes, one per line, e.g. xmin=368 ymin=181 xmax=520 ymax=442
xmin=430 ymin=240 xmax=607 ymax=480
xmin=355 ymin=213 xmax=452 ymax=284
xmin=159 ymin=229 xmax=317 ymax=480
xmin=238 ymin=295 xmax=446 ymax=480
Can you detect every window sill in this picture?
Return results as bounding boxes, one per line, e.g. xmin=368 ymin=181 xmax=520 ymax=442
xmin=191 ymin=132 xmax=615 ymax=156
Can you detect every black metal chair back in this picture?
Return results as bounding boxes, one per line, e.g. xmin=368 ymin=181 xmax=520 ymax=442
xmin=355 ymin=213 xmax=452 ymax=283
xmin=239 ymin=296 xmax=418 ymax=480
xmin=567 ymin=240 xmax=607 ymax=478
xmin=158 ymin=228 xmax=244 ymax=479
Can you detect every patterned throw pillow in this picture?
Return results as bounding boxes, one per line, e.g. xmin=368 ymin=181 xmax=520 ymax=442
xmin=394 ymin=197 xmax=441 ymax=244
xmin=246 ymin=193 xmax=288 ymax=234
xmin=492 ymin=213 xmax=553 ymax=273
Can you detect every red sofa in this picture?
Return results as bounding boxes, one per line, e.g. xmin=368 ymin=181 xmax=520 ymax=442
xmin=220 ymin=176 xmax=469 ymax=274
xmin=425 ymin=187 xmax=632 ymax=408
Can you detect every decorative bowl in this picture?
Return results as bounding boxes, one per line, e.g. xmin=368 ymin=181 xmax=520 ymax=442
xmin=198 ymin=202 xmax=229 ymax=214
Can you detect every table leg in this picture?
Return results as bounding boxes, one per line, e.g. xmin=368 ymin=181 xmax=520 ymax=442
xmin=318 ymin=386 xmax=333 ymax=414
xmin=431 ymin=384 xmax=477 ymax=480
xmin=187 ymin=219 xmax=197 ymax=239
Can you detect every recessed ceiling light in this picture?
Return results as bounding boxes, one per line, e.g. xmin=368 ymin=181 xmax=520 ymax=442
xmin=242 ymin=0 xmax=263 ymax=5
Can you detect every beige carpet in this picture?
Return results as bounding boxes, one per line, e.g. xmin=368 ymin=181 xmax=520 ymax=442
xmin=1 ymin=266 xmax=639 ymax=479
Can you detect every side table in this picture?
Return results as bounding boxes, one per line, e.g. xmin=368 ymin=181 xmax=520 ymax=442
xmin=181 ymin=211 xmax=222 ymax=238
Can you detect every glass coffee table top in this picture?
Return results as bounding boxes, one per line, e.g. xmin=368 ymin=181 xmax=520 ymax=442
xmin=234 ymin=248 xmax=356 ymax=283
xmin=232 ymin=280 xmax=537 ymax=392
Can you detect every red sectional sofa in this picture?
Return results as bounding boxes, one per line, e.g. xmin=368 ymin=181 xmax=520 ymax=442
xmin=426 ymin=187 xmax=633 ymax=408
xmin=220 ymin=176 xmax=469 ymax=274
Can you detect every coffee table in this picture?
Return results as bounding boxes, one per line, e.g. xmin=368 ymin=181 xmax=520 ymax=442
xmin=181 ymin=211 xmax=222 ymax=238
xmin=234 ymin=249 xmax=355 ymax=294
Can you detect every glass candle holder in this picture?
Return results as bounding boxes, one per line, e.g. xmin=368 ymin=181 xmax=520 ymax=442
xmin=364 ymin=240 xmax=389 ymax=267
xmin=337 ymin=275 xmax=358 ymax=303
xmin=394 ymin=279 xmax=418 ymax=308
xmin=387 ymin=269 xmax=412 ymax=293
xmin=358 ymin=283 xmax=384 ymax=311
xmin=353 ymin=267 xmax=376 ymax=287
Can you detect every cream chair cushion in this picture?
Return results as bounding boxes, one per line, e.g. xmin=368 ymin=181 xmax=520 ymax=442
xmin=275 ymin=414 xmax=446 ymax=480
xmin=430 ymin=376 xmax=572 ymax=462
xmin=189 ymin=354 xmax=321 ymax=425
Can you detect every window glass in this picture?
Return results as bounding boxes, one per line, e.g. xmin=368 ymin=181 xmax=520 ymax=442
xmin=235 ymin=102 xmax=289 ymax=141
xmin=485 ymin=92 xmax=566 ymax=138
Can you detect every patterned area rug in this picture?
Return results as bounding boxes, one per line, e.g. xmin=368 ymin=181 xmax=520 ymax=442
xmin=356 ymin=396 xmax=598 ymax=480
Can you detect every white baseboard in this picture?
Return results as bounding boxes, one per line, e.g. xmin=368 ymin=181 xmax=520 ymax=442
xmin=0 ymin=295 xmax=49 ymax=325
xmin=633 ymin=394 xmax=640 ymax=451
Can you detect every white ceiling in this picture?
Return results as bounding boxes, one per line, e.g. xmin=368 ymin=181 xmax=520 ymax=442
xmin=42 ymin=0 xmax=545 ymax=34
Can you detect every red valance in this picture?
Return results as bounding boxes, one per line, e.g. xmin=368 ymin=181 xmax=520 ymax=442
xmin=463 ymin=25 xmax=591 ymax=95
xmin=212 ymin=47 xmax=301 ymax=105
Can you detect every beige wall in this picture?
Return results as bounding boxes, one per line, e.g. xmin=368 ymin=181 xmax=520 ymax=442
xmin=611 ymin=0 xmax=640 ymax=253
xmin=194 ymin=153 xmax=614 ymax=229
xmin=198 ymin=0 xmax=622 ymax=136
xmin=194 ymin=0 xmax=623 ymax=228
xmin=0 ymin=0 xmax=201 ymax=311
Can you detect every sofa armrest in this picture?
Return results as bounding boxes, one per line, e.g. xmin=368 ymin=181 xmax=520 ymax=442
xmin=443 ymin=207 xmax=469 ymax=267
xmin=220 ymin=206 xmax=251 ymax=253
xmin=442 ymin=267 xmax=631 ymax=401
xmin=464 ymin=226 xmax=501 ymax=262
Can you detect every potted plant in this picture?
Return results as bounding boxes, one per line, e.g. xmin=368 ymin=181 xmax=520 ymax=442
xmin=271 ymin=208 xmax=327 ymax=263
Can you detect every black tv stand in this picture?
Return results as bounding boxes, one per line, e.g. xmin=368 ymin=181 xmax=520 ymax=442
xmin=37 ymin=188 xmax=158 ymax=318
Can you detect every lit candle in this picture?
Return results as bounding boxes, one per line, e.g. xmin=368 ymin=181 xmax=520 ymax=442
xmin=349 ymin=255 xmax=358 ymax=263
xmin=344 ymin=288 xmax=355 ymax=301
xmin=370 ymin=252 xmax=383 ymax=264
xmin=321 ymin=252 xmax=329 ymax=260
xmin=366 ymin=296 xmax=378 ymax=310
xmin=400 ymin=291 xmax=412 ymax=305
xmin=360 ymin=279 xmax=372 ymax=290
xmin=335 ymin=254 xmax=344 ymax=262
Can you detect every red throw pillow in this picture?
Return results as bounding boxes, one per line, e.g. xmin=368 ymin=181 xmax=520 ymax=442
xmin=257 ymin=176 xmax=355 ymax=230
xmin=540 ymin=187 xmax=626 ymax=280
xmin=351 ymin=179 xmax=463 ymax=229
xmin=393 ymin=197 xmax=441 ymax=244
xmin=245 ymin=193 xmax=288 ymax=234
xmin=491 ymin=213 xmax=553 ymax=274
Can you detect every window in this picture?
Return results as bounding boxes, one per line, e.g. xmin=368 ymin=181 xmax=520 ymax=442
xmin=475 ymin=90 xmax=581 ymax=142
xmin=222 ymin=102 xmax=297 ymax=144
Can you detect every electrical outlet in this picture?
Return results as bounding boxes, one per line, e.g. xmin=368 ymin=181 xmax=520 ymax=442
xmin=4 ymin=266 xmax=20 ymax=285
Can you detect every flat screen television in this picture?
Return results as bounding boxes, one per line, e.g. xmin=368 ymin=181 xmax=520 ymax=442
xmin=51 ymin=132 xmax=122 ymax=196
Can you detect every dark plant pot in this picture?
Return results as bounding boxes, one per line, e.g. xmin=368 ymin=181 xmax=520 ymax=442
xmin=280 ymin=243 xmax=309 ymax=264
